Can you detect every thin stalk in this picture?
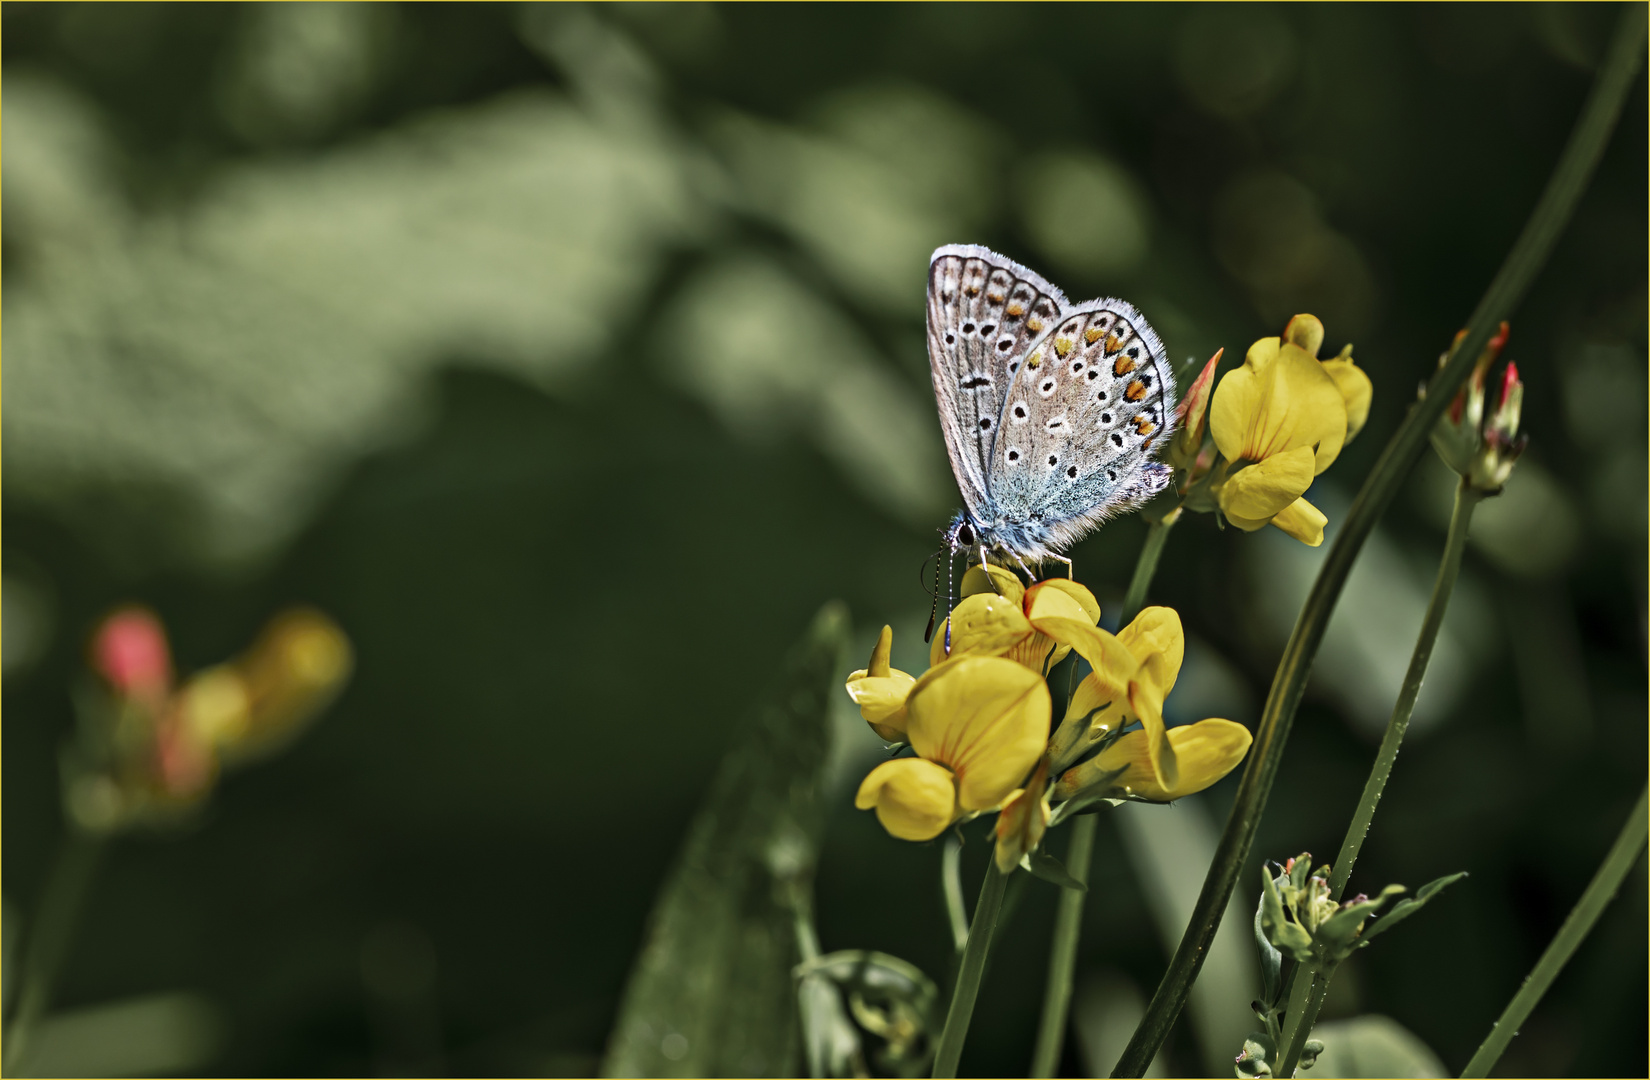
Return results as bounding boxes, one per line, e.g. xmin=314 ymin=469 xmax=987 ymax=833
xmin=1275 ymin=965 xmax=1333 ymax=1078
xmin=3 ymin=828 xmax=106 ymax=1073
xmin=932 ymin=862 xmax=1011 ymax=1078
xmin=1460 ymin=783 xmax=1648 ymax=1078
xmin=1112 ymin=11 xmax=1645 ymax=1075
xmin=1272 ymin=480 xmax=1485 ymax=1073
xmin=1031 ymin=514 xmax=1177 ymax=1077
xmin=1328 ymin=480 xmax=1484 ymax=898
xmin=1029 ymin=814 xmax=1099 ymax=1077
xmin=943 ymin=838 xmax=970 ymax=954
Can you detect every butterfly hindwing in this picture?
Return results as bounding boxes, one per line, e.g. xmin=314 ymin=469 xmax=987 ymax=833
xmin=991 ymin=300 xmax=1176 ymax=549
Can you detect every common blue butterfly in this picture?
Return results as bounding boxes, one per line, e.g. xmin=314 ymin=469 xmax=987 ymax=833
xmin=927 ymin=244 xmax=1177 ymax=571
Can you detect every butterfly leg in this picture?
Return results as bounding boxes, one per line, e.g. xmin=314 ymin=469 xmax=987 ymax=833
xmin=1050 ymin=554 xmax=1074 ymax=579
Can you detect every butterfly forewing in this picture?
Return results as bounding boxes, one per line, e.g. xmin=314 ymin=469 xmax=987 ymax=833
xmin=927 ymin=246 xmax=1068 ymax=520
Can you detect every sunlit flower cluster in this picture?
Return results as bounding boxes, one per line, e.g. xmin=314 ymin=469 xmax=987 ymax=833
xmin=67 ymin=605 xmax=353 ymax=832
xmin=846 ymin=567 xmax=1251 ymax=868
xmin=1176 ymin=314 xmax=1372 ymax=546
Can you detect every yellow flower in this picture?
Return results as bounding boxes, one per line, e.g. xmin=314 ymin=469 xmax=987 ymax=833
xmin=1047 ymin=606 xmax=1181 ymax=787
xmin=1054 ymin=718 xmax=1252 ymax=803
xmin=1209 ymin=314 xmax=1368 ymax=547
xmin=846 ymin=625 xmax=917 ymax=742
xmin=855 ymin=655 xmax=1050 ymax=842
xmin=930 ymin=565 xmax=1101 ymax=675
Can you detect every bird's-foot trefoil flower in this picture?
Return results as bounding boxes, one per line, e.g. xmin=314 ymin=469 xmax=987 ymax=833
xmin=1205 ymin=314 xmax=1372 ymax=546
xmin=1050 ymin=606 xmax=1252 ymax=803
xmin=855 ymin=654 xmax=1050 ymax=841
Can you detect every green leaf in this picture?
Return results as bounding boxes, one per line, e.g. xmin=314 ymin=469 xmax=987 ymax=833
xmin=1046 ymin=790 xmax=1124 ymax=827
xmin=1253 ymin=889 xmax=1283 ymax=1006
xmin=600 ymin=604 xmax=849 ymax=1078
xmin=1360 ymin=872 xmax=1467 ymax=942
xmin=1022 ymin=850 xmax=1088 ymax=891
xmin=1259 ymin=866 xmax=1313 ymax=961
xmin=1317 ymin=883 xmax=1406 ymax=948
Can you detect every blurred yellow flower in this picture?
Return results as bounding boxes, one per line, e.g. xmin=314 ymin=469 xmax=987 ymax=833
xmin=1208 ymin=314 xmax=1370 ymax=546
xmin=69 ymin=605 xmax=353 ymax=832
xmin=855 ymin=654 xmax=1050 ymax=842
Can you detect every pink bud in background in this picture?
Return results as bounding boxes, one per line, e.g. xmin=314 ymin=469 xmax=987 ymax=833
xmin=90 ymin=606 xmax=173 ymax=704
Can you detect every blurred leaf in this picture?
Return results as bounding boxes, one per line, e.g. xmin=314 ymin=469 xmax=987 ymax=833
xmin=1303 ymin=1015 xmax=1447 ymax=1078
xmin=599 ymin=602 xmax=849 ymax=1078
xmin=14 ymin=992 xmax=224 ymax=1078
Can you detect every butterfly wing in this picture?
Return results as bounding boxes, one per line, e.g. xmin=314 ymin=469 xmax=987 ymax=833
xmin=927 ymin=245 xmax=1070 ymax=523
xmin=988 ymin=297 xmax=1177 ymax=553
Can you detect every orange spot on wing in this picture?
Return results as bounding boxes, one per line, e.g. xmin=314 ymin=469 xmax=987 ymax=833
xmin=1135 ymin=416 xmax=1156 ymax=436
xmin=1113 ymin=355 xmax=1137 ymax=376
xmin=1054 ymin=338 xmax=1074 ymax=359
xmin=1007 ymin=302 xmax=1025 ymax=317
xmin=1104 ymin=333 xmax=1122 ymax=354
xmin=1084 ymin=327 xmax=1103 ymax=344
xmin=1027 ymin=316 xmax=1045 ymax=332
xmin=1125 ymin=380 xmax=1147 ymax=402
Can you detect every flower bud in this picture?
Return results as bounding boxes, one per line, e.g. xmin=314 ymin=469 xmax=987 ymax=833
xmin=1429 ymin=322 xmax=1524 ymax=492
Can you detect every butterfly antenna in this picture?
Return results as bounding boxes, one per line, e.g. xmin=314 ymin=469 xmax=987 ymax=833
xmin=943 ymin=540 xmax=957 ymax=655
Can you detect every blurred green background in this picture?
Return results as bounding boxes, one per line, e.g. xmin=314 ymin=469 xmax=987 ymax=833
xmin=3 ymin=3 xmax=1645 ymax=1076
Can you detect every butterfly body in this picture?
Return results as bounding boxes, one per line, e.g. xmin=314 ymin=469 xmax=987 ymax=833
xmin=927 ymin=244 xmax=1177 ymax=566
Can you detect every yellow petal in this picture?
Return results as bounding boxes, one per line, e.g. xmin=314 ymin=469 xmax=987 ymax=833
xmin=961 ymin=563 xmax=1026 ymax=606
xmin=867 ymin=624 xmax=894 ymax=678
xmin=1116 ymin=607 xmax=1185 ymax=702
xmin=1244 ymin=336 xmax=1282 ymax=371
xmin=1321 ymin=350 xmax=1371 ymax=441
xmin=906 ymin=656 xmax=1050 ymax=811
xmin=1011 ymin=583 xmax=1095 ymax=673
xmin=845 ymin=670 xmax=916 ymax=740
xmin=1089 ymin=719 xmax=1253 ymax=802
xmin=1283 ymin=314 xmax=1324 ymax=357
xmin=1210 ymin=341 xmax=1348 ymax=472
xmin=1270 ymin=497 xmax=1328 ymax=546
xmin=1026 ymin=578 xmax=1101 ymax=625
xmin=1128 ymin=679 xmax=1178 ymax=791
xmin=1218 ymin=445 xmax=1317 ymax=521
xmin=855 ymin=758 xmax=958 ymax=841
xmin=929 ymin=591 xmax=1033 ymax=666
xmin=1045 ymin=624 xmax=1140 ymax=766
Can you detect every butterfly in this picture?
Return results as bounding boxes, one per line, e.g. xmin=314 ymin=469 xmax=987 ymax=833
xmin=927 ymin=244 xmax=1177 ymax=573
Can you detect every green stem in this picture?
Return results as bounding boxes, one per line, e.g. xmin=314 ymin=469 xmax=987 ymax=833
xmin=1273 ymin=481 xmax=1484 ymax=1070
xmin=3 ymin=828 xmax=106 ymax=1074
xmin=1328 ymin=480 xmax=1483 ymax=899
xmin=1029 ymin=815 xmax=1099 ymax=1077
xmin=1031 ymin=514 xmax=1177 ymax=1078
xmin=1459 ymin=783 xmax=1648 ymax=1078
xmin=1274 ymin=965 xmax=1333 ymax=1078
xmin=1111 ymin=11 xmax=1645 ymax=1075
xmin=932 ymin=861 xmax=1011 ymax=1078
